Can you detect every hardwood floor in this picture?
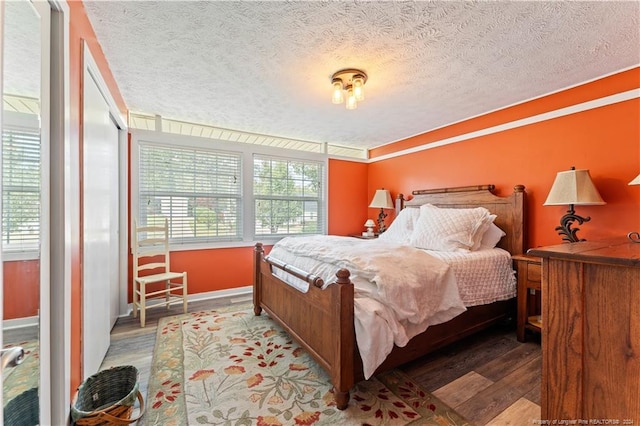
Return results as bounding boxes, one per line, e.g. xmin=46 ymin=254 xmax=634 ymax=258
xmin=101 ymin=297 xmax=541 ymax=425
xmin=401 ymin=324 xmax=542 ymax=425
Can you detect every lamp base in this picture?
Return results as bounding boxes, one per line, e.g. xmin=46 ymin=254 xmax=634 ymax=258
xmin=555 ymin=205 xmax=590 ymax=243
xmin=628 ymin=231 xmax=640 ymax=243
xmin=376 ymin=208 xmax=388 ymax=233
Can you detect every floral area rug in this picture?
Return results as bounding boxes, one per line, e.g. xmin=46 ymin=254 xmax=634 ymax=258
xmin=144 ymin=305 xmax=471 ymax=425
xmin=2 ymin=339 xmax=39 ymax=406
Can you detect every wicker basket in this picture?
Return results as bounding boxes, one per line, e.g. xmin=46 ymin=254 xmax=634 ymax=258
xmin=4 ymin=387 xmax=39 ymax=426
xmin=71 ymin=365 xmax=144 ymax=425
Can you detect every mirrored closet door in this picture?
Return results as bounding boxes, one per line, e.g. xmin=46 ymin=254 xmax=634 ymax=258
xmin=1 ymin=0 xmax=51 ymax=423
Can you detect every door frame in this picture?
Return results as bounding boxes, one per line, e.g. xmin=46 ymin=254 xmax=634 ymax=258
xmin=47 ymin=0 xmax=70 ymax=423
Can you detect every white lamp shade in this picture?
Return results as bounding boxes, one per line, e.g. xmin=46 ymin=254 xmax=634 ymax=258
xmin=629 ymin=174 xmax=640 ymax=186
xmin=544 ymin=168 xmax=606 ymax=206
xmin=369 ymin=189 xmax=394 ymax=209
xmin=364 ymin=219 xmax=375 ymax=228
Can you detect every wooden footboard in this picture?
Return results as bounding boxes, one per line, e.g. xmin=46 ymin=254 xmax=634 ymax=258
xmin=253 ymin=243 xmax=356 ymax=409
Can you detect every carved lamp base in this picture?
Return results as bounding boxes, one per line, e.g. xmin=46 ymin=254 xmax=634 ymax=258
xmin=376 ymin=208 xmax=388 ymax=233
xmin=555 ymin=205 xmax=590 ymax=243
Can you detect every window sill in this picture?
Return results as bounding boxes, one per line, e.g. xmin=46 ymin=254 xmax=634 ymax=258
xmin=165 ymin=235 xmax=322 ymax=252
xmin=167 ymin=239 xmax=279 ymax=252
xmin=2 ymin=250 xmax=40 ymax=262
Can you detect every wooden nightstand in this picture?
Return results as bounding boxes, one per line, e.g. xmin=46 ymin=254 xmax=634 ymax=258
xmin=529 ymin=238 xmax=640 ymax=420
xmin=349 ymin=233 xmax=378 ymax=239
xmin=512 ymin=254 xmax=542 ymax=342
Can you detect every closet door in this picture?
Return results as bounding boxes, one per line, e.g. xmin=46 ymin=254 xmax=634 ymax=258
xmin=82 ymin=66 xmax=120 ymax=378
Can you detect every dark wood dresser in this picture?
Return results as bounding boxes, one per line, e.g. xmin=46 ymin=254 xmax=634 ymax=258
xmin=529 ymin=238 xmax=640 ymax=423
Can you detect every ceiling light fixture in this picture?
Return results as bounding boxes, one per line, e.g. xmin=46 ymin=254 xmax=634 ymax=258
xmin=331 ymin=69 xmax=367 ymax=110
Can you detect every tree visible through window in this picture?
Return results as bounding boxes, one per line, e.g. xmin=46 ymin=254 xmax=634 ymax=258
xmin=253 ymin=155 xmax=323 ymax=236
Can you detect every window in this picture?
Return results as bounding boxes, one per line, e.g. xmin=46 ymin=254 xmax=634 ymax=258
xmin=2 ymin=126 xmax=40 ymax=253
xmin=138 ymin=142 xmax=242 ymax=244
xmin=132 ymin=130 xmax=328 ymax=249
xmin=253 ymin=155 xmax=324 ymax=237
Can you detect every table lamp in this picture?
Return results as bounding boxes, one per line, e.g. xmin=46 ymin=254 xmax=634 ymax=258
xmin=544 ymin=167 xmax=605 ymax=243
xmin=363 ymin=219 xmax=375 ymax=237
xmin=369 ymin=188 xmax=394 ymax=233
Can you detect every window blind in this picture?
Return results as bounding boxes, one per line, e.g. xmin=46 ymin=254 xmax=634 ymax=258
xmin=138 ymin=143 xmax=242 ymax=244
xmin=253 ymin=154 xmax=324 ymax=237
xmin=2 ymin=127 xmax=41 ymax=252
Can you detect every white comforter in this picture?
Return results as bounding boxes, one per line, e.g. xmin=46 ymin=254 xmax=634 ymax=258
xmin=267 ymin=235 xmax=466 ymax=379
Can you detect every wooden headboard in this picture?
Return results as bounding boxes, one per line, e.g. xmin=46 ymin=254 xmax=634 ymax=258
xmin=396 ymin=184 xmax=526 ymax=256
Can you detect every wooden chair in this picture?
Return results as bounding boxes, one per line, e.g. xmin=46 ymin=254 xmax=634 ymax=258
xmin=132 ymin=219 xmax=187 ymax=327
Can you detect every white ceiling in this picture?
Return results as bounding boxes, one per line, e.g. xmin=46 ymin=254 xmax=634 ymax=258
xmin=83 ymin=1 xmax=640 ymax=150
xmin=4 ymin=0 xmax=41 ymax=99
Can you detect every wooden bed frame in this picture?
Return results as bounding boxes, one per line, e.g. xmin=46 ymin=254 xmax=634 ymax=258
xmin=253 ymin=184 xmax=525 ymax=409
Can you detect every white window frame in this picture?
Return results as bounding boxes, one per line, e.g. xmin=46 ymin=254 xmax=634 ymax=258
xmin=138 ymin=141 xmax=243 ymax=244
xmin=131 ymin=129 xmax=328 ymax=251
xmin=253 ymin=153 xmax=325 ymax=238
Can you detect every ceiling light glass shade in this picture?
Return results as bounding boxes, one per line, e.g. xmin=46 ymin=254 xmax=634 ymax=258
xmin=629 ymin=174 xmax=640 ymax=185
xmin=352 ymin=74 xmax=365 ymax=101
xmin=369 ymin=189 xmax=394 ymax=209
xmin=331 ymin=69 xmax=367 ymax=110
xmin=332 ymin=79 xmax=344 ymax=104
xmin=345 ymin=86 xmax=357 ymax=110
xmin=544 ymin=168 xmax=606 ymax=206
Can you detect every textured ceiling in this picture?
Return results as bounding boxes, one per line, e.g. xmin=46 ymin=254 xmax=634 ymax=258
xmin=4 ymin=0 xmax=41 ymax=99
xmin=83 ymin=1 xmax=640 ymax=150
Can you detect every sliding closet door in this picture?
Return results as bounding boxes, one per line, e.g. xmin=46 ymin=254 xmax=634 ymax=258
xmin=82 ymin=66 xmax=120 ymax=378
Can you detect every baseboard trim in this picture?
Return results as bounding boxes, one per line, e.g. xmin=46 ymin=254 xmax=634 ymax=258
xmin=120 ymin=286 xmax=253 ymax=318
xmin=3 ymin=315 xmax=39 ymax=330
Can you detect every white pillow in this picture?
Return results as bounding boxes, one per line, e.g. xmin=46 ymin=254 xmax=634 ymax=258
xmin=478 ymin=223 xmax=506 ymax=250
xmin=409 ymin=204 xmax=495 ymax=252
xmin=378 ymin=208 xmax=420 ymax=245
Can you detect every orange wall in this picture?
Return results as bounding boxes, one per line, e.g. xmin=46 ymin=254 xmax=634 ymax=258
xmin=368 ymin=69 xmax=640 ymax=249
xmin=328 ymin=159 xmax=369 ymax=235
xmin=125 ymin=248 xmax=255 ymax=300
xmin=3 ymin=260 xmax=39 ymax=319
xmin=68 ymin=0 xmax=128 ymax=393
xmin=370 ymin=68 xmax=640 ymax=159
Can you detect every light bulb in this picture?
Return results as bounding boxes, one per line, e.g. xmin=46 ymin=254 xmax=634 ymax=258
xmin=332 ymin=79 xmax=344 ymax=104
xmin=352 ymin=74 xmax=365 ymax=101
xmin=345 ymin=86 xmax=357 ymax=110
